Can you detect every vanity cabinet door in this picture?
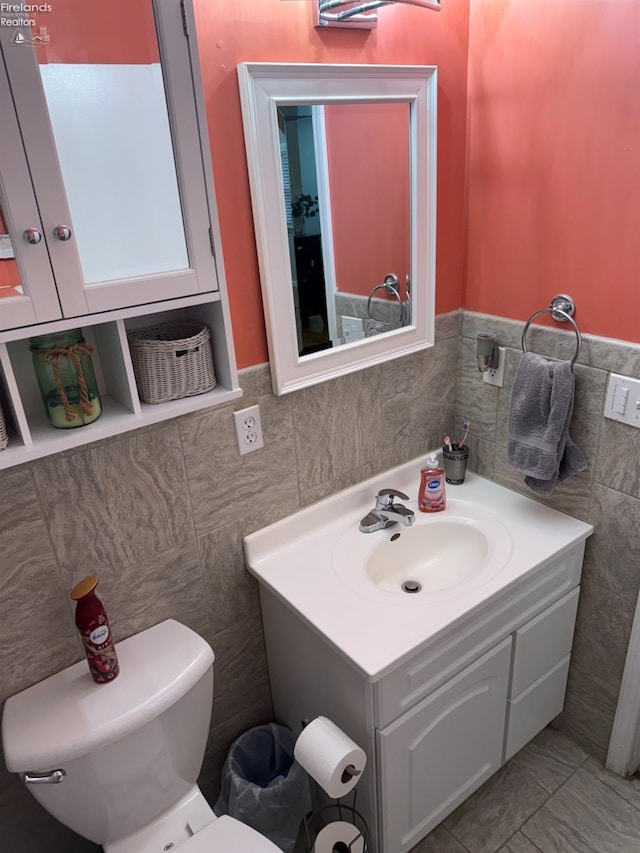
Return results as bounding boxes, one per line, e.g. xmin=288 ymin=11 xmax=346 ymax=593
xmin=0 ymin=59 xmax=61 ymax=330
xmin=0 ymin=0 xmax=217 ymax=320
xmin=377 ymin=639 xmax=511 ymax=853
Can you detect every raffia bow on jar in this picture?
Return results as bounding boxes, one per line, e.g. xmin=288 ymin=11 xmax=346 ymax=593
xmin=29 ymin=329 xmax=102 ymax=429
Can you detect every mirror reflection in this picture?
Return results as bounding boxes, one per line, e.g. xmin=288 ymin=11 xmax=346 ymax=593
xmin=0 ymin=200 xmax=22 ymax=300
xmin=278 ymin=102 xmax=411 ymax=356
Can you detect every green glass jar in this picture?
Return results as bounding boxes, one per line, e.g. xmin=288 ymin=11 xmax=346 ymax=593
xmin=29 ymin=329 xmax=102 ymax=429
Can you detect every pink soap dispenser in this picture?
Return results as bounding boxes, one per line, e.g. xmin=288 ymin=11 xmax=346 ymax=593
xmin=418 ymin=453 xmax=446 ymax=513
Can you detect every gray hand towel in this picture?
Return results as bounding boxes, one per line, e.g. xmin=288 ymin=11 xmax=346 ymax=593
xmin=507 ymin=352 xmax=587 ymax=496
xmin=364 ymin=319 xmax=391 ymax=337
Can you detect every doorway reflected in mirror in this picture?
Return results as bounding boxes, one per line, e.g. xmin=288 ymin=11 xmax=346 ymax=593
xmin=278 ymin=102 xmax=411 ymax=357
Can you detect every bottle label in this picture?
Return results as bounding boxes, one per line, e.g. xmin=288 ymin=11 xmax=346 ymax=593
xmin=89 ymin=625 xmax=109 ymax=645
xmin=80 ymin=633 xmax=119 ymax=683
xmin=427 ymin=480 xmax=441 ymax=490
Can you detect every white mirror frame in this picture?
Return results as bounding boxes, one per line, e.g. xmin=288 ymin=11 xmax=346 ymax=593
xmin=238 ymin=62 xmax=437 ymax=395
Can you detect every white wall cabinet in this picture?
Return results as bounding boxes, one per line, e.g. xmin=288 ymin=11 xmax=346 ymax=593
xmin=259 ymin=543 xmax=585 ymax=853
xmin=0 ymin=0 xmax=240 ymax=469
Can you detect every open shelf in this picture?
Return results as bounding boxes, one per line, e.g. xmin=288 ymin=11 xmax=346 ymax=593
xmin=0 ymin=295 xmax=241 ymax=470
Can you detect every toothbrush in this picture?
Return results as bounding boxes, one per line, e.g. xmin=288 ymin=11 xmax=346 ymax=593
xmin=458 ymin=419 xmax=470 ymax=448
xmin=444 ymin=435 xmax=453 ymax=452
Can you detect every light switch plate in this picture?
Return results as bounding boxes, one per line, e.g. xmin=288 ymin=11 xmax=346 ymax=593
xmin=342 ymin=316 xmax=364 ymax=343
xmin=604 ymin=373 xmax=640 ymax=427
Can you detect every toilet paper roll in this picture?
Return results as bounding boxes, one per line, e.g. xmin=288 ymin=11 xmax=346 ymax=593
xmin=313 ymin=821 xmax=365 ymax=853
xmin=294 ymin=716 xmax=367 ymax=799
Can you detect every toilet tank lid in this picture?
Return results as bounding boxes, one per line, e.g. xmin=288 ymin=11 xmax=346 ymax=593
xmin=1 ymin=619 xmax=214 ymax=772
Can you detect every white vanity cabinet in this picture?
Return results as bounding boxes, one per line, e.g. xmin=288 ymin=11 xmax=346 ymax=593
xmin=258 ymin=541 xmax=586 ymax=853
xmin=377 ymin=639 xmax=511 ymax=852
xmin=0 ymin=0 xmax=240 ymax=468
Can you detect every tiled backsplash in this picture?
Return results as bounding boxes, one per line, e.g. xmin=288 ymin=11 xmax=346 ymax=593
xmin=0 ymin=313 xmax=459 ymax=852
xmin=457 ymin=311 xmax=640 ymax=764
xmin=1 ymin=308 xmax=639 ymax=850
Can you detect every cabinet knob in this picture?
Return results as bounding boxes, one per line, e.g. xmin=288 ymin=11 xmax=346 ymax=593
xmin=53 ymin=225 xmax=72 ymax=241
xmin=23 ymin=228 xmax=42 ymax=245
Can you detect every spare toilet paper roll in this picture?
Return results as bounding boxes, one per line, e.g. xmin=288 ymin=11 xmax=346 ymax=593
xmin=313 ymin=821 xmax=365 ymax=853
xmin=294 ymin=716 xmax=367 ymax=799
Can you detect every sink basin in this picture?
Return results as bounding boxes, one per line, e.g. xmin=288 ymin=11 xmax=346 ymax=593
xmin=333 ymin=503 xmax=513 ymax=602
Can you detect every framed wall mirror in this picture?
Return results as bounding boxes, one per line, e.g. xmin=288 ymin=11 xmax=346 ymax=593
xmin=238 ymin=62 xmax=437 ymax=395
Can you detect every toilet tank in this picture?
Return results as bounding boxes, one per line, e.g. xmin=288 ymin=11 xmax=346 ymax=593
xmin=1 ymin=620 xmax=214 ymax=847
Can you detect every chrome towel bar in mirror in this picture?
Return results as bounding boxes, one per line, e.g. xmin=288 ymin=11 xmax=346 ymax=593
xmin=521 ymin=294 xmax=581 ymax=366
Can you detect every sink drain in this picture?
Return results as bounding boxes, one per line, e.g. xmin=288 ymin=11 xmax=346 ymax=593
xmin=402 ymin=580 xmax=422 ymax=594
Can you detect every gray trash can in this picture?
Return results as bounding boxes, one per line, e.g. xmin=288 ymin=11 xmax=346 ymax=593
xmin=215 ymin=723 xmax=312 ymax=853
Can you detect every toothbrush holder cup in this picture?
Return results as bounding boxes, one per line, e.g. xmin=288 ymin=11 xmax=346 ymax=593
xmin=442 ymin=444 xmax=469 ymax=485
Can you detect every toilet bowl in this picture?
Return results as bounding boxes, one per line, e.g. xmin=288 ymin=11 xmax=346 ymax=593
xmin=1 ymin=619 xmax=281 ymax=853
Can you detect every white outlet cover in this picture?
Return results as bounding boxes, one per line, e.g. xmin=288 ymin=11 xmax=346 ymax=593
xmin=483 ymin=346 xmax=506 ymax=387
xmin=233 ymin=405 xmax=264 ymax=455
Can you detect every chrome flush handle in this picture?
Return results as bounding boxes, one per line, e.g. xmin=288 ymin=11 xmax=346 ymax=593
xmin=22 ymin=769 xmax=66 ymax=785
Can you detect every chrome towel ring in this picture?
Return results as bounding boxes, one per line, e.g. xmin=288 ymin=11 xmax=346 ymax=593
xmin=521 ymin=294 xmax=581 ymax=366
xmin=367 ymin=274 xmax=404 ymax=327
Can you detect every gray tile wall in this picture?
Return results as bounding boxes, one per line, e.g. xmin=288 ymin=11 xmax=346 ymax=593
xmin=0 ymin=312 xmax=460 ymax=852
xmin=457 ymin=311 xmax=640 ymax=763
xmin=4 ymin=307 xmax=636 ymax=850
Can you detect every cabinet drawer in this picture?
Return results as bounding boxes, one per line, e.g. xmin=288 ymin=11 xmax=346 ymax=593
xmin=509 ymin=587 xmax=579 ymax=698
xmin=374 ymin=545 xmax=584 ymax=728
xmin=504 ymin=655 xmax=571 ymax=761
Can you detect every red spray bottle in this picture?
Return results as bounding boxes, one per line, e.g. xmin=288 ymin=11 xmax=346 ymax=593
xmin=70 ymin=576 xmax=120 ymax=684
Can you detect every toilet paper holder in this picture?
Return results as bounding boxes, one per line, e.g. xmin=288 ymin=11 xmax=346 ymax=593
xmin=301 ymin=792 xmax=370 ymax=853
xmin=297 ymin=717 xmax=370 ymax=852
xmin=341 ymin=764 xmax=361 ymax=783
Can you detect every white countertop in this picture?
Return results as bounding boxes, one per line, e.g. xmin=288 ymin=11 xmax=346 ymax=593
xmin=244 ymin=455 xmax=593 ymax=681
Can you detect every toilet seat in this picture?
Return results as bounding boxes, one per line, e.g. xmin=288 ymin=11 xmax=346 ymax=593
xmin=180 ymin=815 xmax=282 ymax=852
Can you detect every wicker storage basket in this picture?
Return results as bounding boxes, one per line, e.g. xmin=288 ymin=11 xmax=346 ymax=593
xmin=128 ymin=321 xmax=216 ymax=404
xmin=0 ymin=403 xmax=7 ymax=451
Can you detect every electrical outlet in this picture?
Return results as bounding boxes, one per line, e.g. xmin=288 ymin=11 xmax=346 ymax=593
xmin=233 ymin=404 xmax=264 ymax=455
xmin=483 ymin=346 xmax=506 ymax=387
xmin=342 ymin=316 xmax=364 ymax=343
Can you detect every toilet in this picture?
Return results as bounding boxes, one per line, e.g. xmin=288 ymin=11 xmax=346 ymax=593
xmin=1 ymin=619 xmax=281 ymax=852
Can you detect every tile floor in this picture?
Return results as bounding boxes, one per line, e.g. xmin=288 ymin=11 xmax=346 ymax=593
xmin=411 ymin=727 xmax=640 ymax=853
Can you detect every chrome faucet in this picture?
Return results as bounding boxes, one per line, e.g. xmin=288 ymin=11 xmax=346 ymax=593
xmin=359 ymin=489 xmax=416 ymax=533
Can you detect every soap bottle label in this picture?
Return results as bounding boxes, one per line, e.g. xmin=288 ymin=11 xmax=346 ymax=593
xmin=418 ymin=467 xmax=446 ymax=512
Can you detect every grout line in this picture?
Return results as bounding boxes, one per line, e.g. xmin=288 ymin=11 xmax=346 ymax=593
xmin=584 ymin=758 xmax=640 ymax=814
xmin=509 ymin=755 xmax=590 ymax=852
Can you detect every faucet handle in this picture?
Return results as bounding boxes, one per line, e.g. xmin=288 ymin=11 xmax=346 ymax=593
xmin=375 ymin=488 xmax=409 ymax=508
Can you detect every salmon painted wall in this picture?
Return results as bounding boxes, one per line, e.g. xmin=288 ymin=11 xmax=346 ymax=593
xmin=33 ymin=1 xmax=158 ymax=63
xmin=193 ymin=0 xmax=470 ymax=368
xmin=465 ymin=0 xmax=640 ymax=343
xmin=326 ymin=103 xmax=410 ymax=301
